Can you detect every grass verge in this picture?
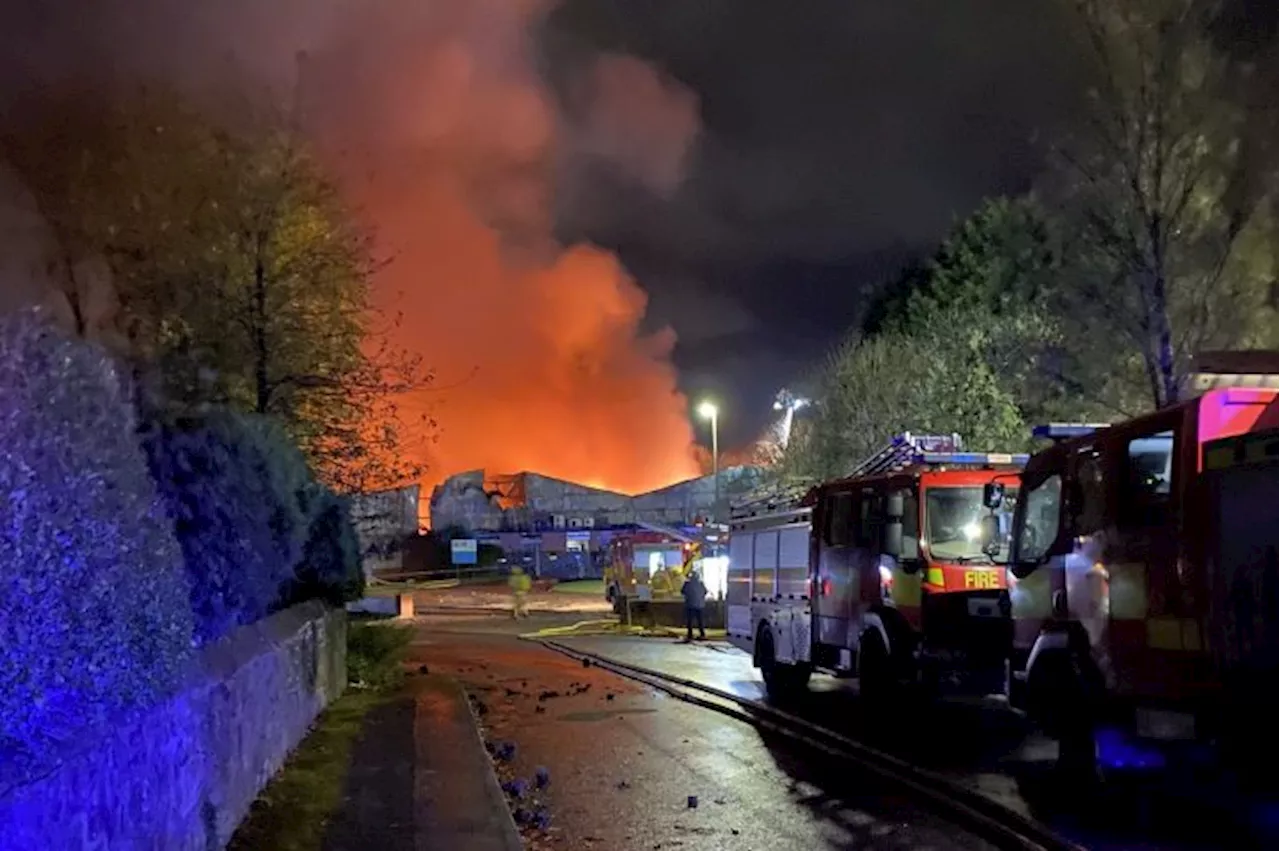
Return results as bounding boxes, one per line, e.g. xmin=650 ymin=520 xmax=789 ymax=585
xmin=549 ymin=578 xmax=606 ymax=596
xmin=226 ymin=689 xmax=394 ymax=851
xmin=228 ymin=621 xmax=415 ymax=850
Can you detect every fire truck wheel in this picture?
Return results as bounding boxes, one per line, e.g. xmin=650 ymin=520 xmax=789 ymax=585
xmin=1027 ymin=650 xmax=1096 ymax=745
xmin=858 ymin=630 xmax=894 ymax=705
xmin=757 ymin=627 xmax=810 ymax=699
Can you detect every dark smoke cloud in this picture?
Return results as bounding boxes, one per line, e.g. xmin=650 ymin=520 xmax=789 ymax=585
xmin=539 ymin=0 xmax=1088 ymax=440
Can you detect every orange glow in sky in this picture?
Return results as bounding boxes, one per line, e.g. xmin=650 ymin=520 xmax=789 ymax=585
xmin=300 ymin=0 xmax=702 ymax=498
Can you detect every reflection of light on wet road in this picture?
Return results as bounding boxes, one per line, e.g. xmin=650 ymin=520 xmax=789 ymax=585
xmin=557 ymin=636 xmax=850 ymax=700
xmin=409 ymin=629 xmax=998 ymax=851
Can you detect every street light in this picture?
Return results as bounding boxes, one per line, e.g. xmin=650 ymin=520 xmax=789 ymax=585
xmin=697 ymin=401 xmax=720 ymax=520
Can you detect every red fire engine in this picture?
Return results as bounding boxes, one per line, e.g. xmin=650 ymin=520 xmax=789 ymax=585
xmin=727 ymin=434 xmax=1027 ymax=698
xmin=1004 ymin=386 xmax=1278 ymax=769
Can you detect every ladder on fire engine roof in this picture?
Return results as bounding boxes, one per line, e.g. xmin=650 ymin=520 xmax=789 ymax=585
xmin=846 ymin=432 xmax=1030 ymax=478
xmin=729 ymin=484 xmax=812 ymax=520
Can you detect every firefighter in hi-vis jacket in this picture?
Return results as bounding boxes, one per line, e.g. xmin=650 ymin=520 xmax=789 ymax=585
xmin=509 ymin=566 xmax=532 ymax=619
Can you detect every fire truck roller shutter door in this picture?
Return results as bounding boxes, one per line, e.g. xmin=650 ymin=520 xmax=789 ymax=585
xmin=753 ymin=531 xmax=779 ymax=599
xmin=726 ymin=530 xmax=754 ymax=640
xmin=777 ymin=526 xmax=810 ymax=599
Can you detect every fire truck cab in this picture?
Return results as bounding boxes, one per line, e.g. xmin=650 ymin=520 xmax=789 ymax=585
xmin=728 ymin=434 xmax=1027 ymax=699
xmin=1005 ymin=386 xmax=1278 ymax=768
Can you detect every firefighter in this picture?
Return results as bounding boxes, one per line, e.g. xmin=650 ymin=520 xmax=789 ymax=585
xmin=681 ymin=569 xmax=707 ymax=641
xmin=509 ymin=566 xmax=532 ymax=619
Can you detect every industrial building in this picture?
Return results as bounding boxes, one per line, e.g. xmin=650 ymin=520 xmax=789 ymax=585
xmin=427 ymin=466 xmax=767 ymax=578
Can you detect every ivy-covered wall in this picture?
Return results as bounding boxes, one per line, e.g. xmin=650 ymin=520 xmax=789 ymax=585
xmin=0 ymin=602 xmax=346 ymax=850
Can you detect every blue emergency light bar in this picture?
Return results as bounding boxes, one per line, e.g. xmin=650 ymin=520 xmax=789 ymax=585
xmin=918 ymin=451 xmax=1029 ymax=467
xmin=1032 ymin=423 xmax=1110 ymax=440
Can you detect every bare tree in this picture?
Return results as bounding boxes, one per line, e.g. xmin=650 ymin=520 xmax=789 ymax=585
xmin=1054 ymin=0 xmax=1277 ymax=409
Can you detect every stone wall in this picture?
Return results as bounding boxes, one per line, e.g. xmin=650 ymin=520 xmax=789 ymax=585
xmin=0 ymin=601 xmax=346 ymax=850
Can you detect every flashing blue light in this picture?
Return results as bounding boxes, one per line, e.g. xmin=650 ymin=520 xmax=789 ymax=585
xmin=1032 ymin=423 xmax=1109 ymax=440
xmin=1095 ymin=727 xmax=1167 ymax=771
xmin=918 ymin=451 xmax=1030 ymax=467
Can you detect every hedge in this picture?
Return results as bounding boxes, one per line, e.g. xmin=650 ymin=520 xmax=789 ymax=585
xmin=0 ymin=310 xmax=194 ymax=778
xmin=295 ymin=489 xmax=364 ymax=607
xmin=141 ymin=410 xmax=323 ymax=646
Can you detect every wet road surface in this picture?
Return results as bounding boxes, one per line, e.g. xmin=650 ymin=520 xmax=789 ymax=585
xmin=408 ymin=616 xmax=1000 ymax=851
xmin=554 ymin=634 xmax=1278 ymax=851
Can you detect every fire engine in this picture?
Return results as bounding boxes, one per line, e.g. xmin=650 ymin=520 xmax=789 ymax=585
xmin=727 ymin=434 xmax=1027 ymax=698
xmin=604 ymin=523 xmax=714 ymax=605
xmin=1003 ymin=386 xmax=1278 ymax=769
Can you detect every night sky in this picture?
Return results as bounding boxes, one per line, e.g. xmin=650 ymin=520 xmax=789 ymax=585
xmin=539 ymin=0 xmax=1085 ymax=445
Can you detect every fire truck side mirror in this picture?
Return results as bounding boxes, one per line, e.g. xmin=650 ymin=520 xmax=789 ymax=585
xmin=883 ymin=519 xmax=903 ymax=557
xmin=982 ymin=482 xmax=1005 ymax=509
xmin=886 ymin=492 xmax=905 ymax=518
xmin=978 ymin=514 xmax=1001 ymax=556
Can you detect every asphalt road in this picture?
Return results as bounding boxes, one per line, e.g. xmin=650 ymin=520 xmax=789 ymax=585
xmin=408 ymin=614 xmax=1000 ymax=851
xmin=553 ymin=634 xmax=1277 ymax=851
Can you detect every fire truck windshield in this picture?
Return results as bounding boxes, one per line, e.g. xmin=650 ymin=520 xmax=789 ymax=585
xmin=925 ymin=486 xmax=1017 ymax=562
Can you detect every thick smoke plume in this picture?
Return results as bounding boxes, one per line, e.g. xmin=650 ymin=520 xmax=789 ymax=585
xmin=1 ymin=0 xmax=703 ymax=496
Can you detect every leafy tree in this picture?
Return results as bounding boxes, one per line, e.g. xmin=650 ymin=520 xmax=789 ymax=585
xmin=1 ymin=85 xmax=431 ymax=492
xmin=886 ymin=197 xmax=1060 ymax=332
xmin=1050 ymin=0 xmax=1279 ymax=408
xmin=781 ymin=312 xmax=1028 ymax=484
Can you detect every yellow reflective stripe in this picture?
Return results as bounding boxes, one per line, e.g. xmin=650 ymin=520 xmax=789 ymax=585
xmin=1205 ymin=431 xmax=1279 ymax=470
xmin=1145 ymin=618 xmax=1202 ymax=651
xmin=1108 ymin=562 xmax=1148 ymax=620
xmin=1204 ymin=445 xmax=1235 ymax=471
xmin=891 ymin=569 xmax=922 ymax=607
xmin=925 ymin=567 xmax=945 ymax=587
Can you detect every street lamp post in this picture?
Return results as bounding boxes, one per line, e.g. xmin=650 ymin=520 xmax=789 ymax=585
xmin=697 ymin=401 xmax=719 ymax=520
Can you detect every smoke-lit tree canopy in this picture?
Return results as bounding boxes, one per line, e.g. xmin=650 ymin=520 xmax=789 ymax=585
xmin=1 ymin=88 xmax=429 ymax=492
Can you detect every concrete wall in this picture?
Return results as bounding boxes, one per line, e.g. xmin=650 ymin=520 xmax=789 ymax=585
xmin=0 ymin=601 xmax=346 ymax=851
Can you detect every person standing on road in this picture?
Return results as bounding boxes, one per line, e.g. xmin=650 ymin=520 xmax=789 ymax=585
xmin=509 ymin=566 xmax=532 ymax=619
xmin=681 ymin=569 xmax=707 ymax=641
